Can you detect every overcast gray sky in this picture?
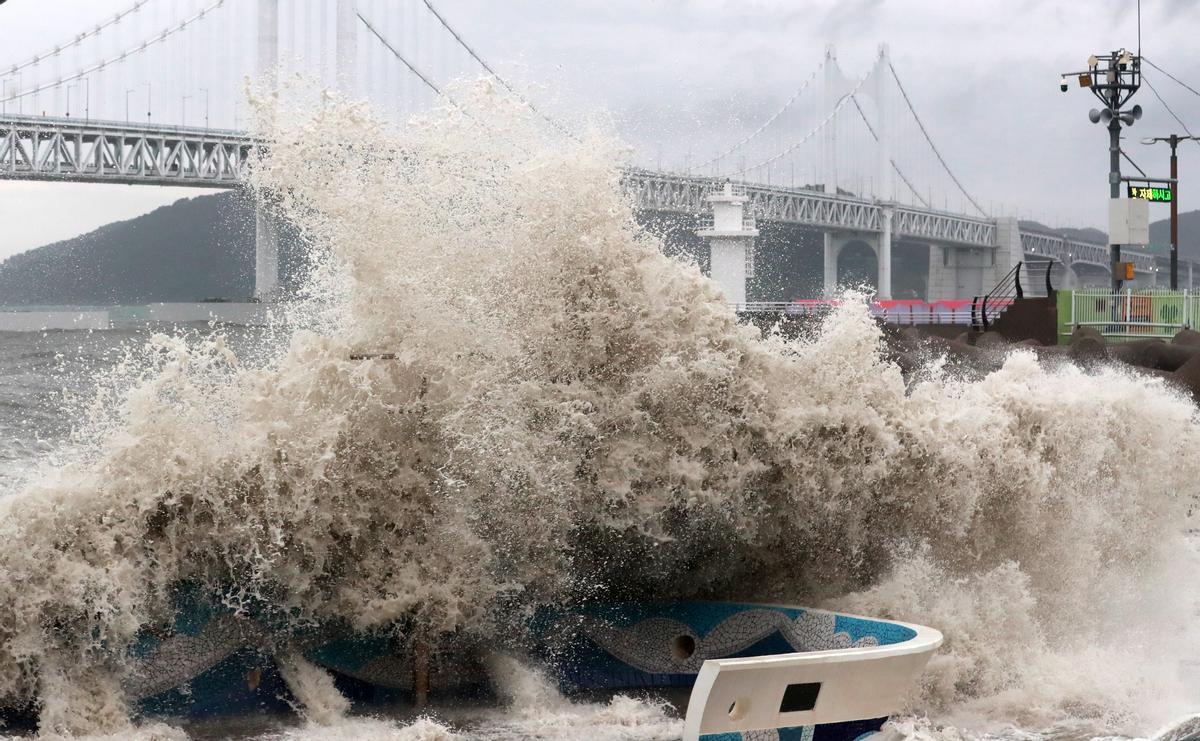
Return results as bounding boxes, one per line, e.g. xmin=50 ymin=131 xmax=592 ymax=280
xmin=2 ymin=0 xmax=1200 ymax=260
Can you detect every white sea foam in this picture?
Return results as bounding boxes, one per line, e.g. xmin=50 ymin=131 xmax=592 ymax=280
xmin=0 ymin=80 xmax=1197 ymax=738
xmin=262 ymin=716 xmax=458 ymax=741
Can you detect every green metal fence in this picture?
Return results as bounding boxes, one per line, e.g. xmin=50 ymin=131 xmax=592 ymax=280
xmin=1063 ymin=289 xmax=1195 ymax=342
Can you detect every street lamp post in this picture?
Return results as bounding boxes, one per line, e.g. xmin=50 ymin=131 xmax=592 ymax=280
xmin=1142 ymin=135 xmax=1200 ymax=290
xmin=145 ymin=82 xmax=152 ymax=123
xmin=83 ymin=77 xmax=89 ymax=121
xmin=200 ymin=87 xmax=209 ymax=130
xmin=65 ymin=84 xmax=73 ymax=117
xmin=1061 ymin=49 xmax=1144 ymax=292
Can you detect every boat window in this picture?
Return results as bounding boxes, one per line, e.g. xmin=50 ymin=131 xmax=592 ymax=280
xmin=779 ymin=682 xmax=821 ymax=713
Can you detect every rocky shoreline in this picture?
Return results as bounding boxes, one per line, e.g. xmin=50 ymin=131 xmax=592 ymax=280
xmin=885 ymin=324 xmax=1200 ymax=402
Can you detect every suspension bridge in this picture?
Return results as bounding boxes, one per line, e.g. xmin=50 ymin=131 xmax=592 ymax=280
xmin=0 ymin=0 xmax=1190 ymax=303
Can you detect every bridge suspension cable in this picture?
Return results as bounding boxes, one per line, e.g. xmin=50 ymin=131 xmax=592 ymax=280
xmin=729 ymin=75 xmax=868 ymax=177
xmin=886 ymin=61 xmax=987 ymax=216
xmin=416 ymin=0 xmax=576 ymax=139
xmin=0 ymin=0 xmax=227 ymax=106
xmin=1141 ymin=74 xmax=1200 ymax=149
xmin=695 ymin=64 xmax=822 ymax=171
xmin=1138 ymin=58 xmax=1200 ymax=153
xmin=1 ymin=0 xmax=153 ymax=76
xmin=848 ymin=95 xmax=930 ymax=208
xmin=357 ymin=10 xmax=443 ymax=97
xmin=1142 ymin=57 xmax=1200 ymax=100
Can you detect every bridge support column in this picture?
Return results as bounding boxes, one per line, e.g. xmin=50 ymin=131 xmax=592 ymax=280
xmin=255 ymin=204 xmax=280 ymax=302
xmin=926 ymin=245 xmax=954 ymax=302
xmin=927 ymin=245 xmax=995 ymax=302
xmin=698 ymin=182 xmax=758 ymax=307
xmin=823 ymin=232 xmax=883 ymax=297
xmin=1063 ymin=263 xmax=1078 ymax=290
xmin=926 ymin=217 xmax=1022 ymax=302
xmin=990 ymin=216 xmax=1023 ymax=290
xmin=878 ymin=208 xmax=893 ymax=300
xmin=823 ymin=233 xmax=839 ymax=297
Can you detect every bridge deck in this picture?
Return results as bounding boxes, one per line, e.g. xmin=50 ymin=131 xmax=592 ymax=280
xmin=0 ymin=115 xmax=1177 ymax=273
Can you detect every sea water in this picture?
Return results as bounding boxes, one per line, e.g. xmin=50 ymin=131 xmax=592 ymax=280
xmin=0 ymin=81 xmax=1198 ymax=740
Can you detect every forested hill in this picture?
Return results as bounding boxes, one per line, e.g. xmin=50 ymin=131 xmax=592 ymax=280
xmin=0 ymin=191 xmax=301 ymax=306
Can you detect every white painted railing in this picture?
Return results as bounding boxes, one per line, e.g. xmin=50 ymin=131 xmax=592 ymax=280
xmin=697 ymin=213 xmax=758 ymax=231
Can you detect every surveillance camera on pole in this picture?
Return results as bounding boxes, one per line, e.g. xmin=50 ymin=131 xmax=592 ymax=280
xmin=1061 ymin=49 xmax=1143 ymax=292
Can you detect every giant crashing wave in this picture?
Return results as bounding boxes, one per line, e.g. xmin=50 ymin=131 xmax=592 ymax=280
xmin=0 ymin=80 xmax=1197 ymax=737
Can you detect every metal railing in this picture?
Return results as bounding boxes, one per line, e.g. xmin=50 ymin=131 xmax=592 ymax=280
xmin=972 ymin=261 xmax=1024 ymax=331
xmin=733 ymin=302 xmax=805 ymax=313
xmin=697 ymin=213 xmax=758 ymax=232
xmin=968 ymin=258 xmax=1065 ymax=331
xmin=873 ymin=303 xmax=974 ymax=325
xmin=732 ymin=301 xmax=974 ymax=325
xmin=1068 ymin=289 xmax=1195 ymax=340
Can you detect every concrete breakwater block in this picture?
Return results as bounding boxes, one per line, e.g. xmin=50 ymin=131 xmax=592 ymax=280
xmin=1068 ymin=335 xmax=1108 ymax=367
xmin=1173 ymin=328 xmax=1200 ymax=348
xmin=1173 ymin=354 xmax=1200 ymax=401
xmin=884 ymin=324 xmax=1200 ymax=403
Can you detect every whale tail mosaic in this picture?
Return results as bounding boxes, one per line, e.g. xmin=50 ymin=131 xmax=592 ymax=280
xmin=538 ymin=602 xmax=941 ymax=741
xmin=46 ymin=597 xmax=939 ymax=740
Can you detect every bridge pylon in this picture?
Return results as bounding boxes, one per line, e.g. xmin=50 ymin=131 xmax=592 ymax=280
xmin=337 ymin=0 xmax=358 ymax=94
xmin=257 ymin=0 xmax=279 ymax=91
xmin=874 ymin=44 xmax=894 ymax=204
xmin=823 ymin=45 xmax=841 ymax=196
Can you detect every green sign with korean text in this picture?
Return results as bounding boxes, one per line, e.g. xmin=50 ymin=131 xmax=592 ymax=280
xmin=1128 ymin=185 xmax=1173 ymax=202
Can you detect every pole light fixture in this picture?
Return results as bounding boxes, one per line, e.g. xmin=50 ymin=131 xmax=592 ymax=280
xmin=1143 ymin=135 xmax=1200 ymax=289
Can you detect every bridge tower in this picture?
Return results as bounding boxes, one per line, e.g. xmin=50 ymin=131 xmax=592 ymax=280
xmin=823 ymin=45 xmax=840 ymax=197
xmin=336 ymin=0 xmax=358 ymax=94
xmin=820 ymin=44 xmax=895 ymax=299
xmin=875 ymin=44 xmax=893 ymax=300
xmin=874 ymin=44 xmax=894 ymax=204
xmin=255 ymin=0 xmax=281 ymax=301
xmin=257 ymin=0 xmax=278 ymax=91
xmin=699 ymin=182 xmax=759 ymax=306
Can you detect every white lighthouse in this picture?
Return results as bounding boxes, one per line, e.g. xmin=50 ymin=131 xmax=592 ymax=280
xmin=698 ymin=181 xmax=760 ymax=307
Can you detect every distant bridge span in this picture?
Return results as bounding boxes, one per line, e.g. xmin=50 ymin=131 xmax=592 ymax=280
xmin=0 ymin=114 xmax=1176 ymax=285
